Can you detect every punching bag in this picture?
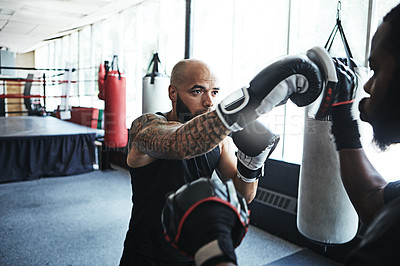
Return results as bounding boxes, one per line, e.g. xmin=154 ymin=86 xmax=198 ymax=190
xmin=296 ymin=17 xmax=366 ymax=244
xmin=297 ymin=111 xmax=358 ymax=244
xmin=142 ymin=53 xmax=170 ymax=114
xmin=98 ymin=61 xmax=109 ymax=100
xmin=59 ymin=63 xmax=73 ymax=120
xmin=104 ymin=55 xmax=128 ymax=148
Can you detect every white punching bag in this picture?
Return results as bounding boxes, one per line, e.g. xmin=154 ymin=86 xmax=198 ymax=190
xmin=142 ymin=53 xmax=171 ymax=114
xmin=297 ymin=106 xmax=359 ymax=244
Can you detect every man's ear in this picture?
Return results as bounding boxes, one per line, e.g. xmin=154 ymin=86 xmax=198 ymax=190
xmin=169 ymin=85 xmax=177 ymax=102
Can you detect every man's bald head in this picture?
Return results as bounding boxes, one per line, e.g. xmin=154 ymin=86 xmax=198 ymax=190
xmin=170 ymin=59 xmax=216 ymax=89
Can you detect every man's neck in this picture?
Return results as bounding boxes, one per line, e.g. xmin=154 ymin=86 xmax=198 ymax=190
xmin=166 ymin=110 xmax=178 ymax=122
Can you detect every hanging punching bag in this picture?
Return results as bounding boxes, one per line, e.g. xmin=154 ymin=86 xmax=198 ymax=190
xmin=142 ymin=53 xmax=170 ymax=114
xmin=104 ymin=55 xmax=128 ymax=148
xmin=297 ymin=113 xmax=359 ymax=244
xmin=98 ymin=61 xmax=109 ymax=100
xmin=296 ymin=47 xmax=359 ymax=244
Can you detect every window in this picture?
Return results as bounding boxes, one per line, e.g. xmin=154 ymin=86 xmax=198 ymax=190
xmin=192 ymin=0 xmax=291 ymax=161
xmin=77 ymin=26 xmax=101 ymax=108
xmin=69 ymin=32 xmax=79 ymax=99
xmin=34 ymin=45 xmax=48 ymax=69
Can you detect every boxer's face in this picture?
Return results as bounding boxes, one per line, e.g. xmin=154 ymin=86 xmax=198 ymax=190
xmin=359 ymin=22 xmax=400 ymax=149
xmin=171 ymin=62 xmax=219 ymax=122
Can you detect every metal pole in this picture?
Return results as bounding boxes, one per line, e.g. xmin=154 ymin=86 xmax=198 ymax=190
xmin=184 ymin=0 xmax=192 ymax=59
xmin=364 ymin=0 xmax=375 ymax=67
xmin=282 ymin=0 xmax=292 ymax=158
xmin=43 ymin=73 xmax=46 ymax=112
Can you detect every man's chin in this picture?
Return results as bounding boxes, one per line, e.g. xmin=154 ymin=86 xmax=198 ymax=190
xmin=177 ymin=112 xmax=194 ymax=122
xmin=373 ymin=133 xmax=394 ymax=151
xmin=372 ymin=122 xmax=400 ymax=151
xmin=359 ymin=112 xmax=368 ymax=122
xmin=178 ymin=109 xmax=213 ymax=121
xmin=358 ymin=98 xmax=369 ymax=122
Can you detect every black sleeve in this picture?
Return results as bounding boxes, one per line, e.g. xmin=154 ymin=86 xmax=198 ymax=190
xmin=383 ymin=180 xmax=400 ymax=204
xmin=345 ymin=197 xmax=400 ymax=266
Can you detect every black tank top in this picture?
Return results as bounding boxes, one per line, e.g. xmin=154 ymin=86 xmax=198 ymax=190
xmin=123 ymin=115 xmax=221 ymax=261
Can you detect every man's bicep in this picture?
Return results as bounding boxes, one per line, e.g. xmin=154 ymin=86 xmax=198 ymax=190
xmin=217 ymin=137 xmax=259 ymax=203
xmin=127 ymin=144 xmax=157 ymax=168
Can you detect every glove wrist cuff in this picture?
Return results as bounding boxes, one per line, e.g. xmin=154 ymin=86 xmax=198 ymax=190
xmin=216 ymin=87 xmax=253 ymax=132
xmin=237 ymin=150 xmax=266 ymax=170
xmin=237 ymin=159 xmax=263 ymax=183
xmin=332 ymin=104 xmax=354 ymax=124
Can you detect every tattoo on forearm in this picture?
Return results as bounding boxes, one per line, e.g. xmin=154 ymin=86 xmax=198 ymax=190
xmin=129 ymin=111 xmax=230 ymax=159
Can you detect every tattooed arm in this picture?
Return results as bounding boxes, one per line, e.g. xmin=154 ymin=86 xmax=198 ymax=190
xmin=126 ymin=111 xmax=231 ymax=168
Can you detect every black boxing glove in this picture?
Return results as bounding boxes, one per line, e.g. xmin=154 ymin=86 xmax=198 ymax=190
xmin=161 ymin=178 xmax=249 ymax=266
xmin=305 ymin=46 xmax=339 ymax=120
xmin=216 ymin=52 xmax=326 ymax=132
xmin=331 ymin=58 xmax=362 ymax=150
xmin=232 ymin=120 xmax=280 ymax=183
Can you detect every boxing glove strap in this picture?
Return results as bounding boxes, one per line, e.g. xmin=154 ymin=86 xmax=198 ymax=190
xmin=216 ymin=87 xmax=256 ymax=132
xmin=237 ymin=160 xmax=263 ymax=183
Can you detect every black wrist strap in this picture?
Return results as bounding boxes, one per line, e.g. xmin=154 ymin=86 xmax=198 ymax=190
xmin=331 ymin=120 xmax=362 ymax=150
xmin=237 ymin=160 xmax=263 ymax=180
xmin=331 ymin=105 xmax=362 ymax=150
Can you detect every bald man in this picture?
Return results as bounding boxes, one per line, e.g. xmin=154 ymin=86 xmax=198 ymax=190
xmin=119 ymin=59 xmax=264 ymax=265
xmin=119 ymin=49 xmax=329 ymax=264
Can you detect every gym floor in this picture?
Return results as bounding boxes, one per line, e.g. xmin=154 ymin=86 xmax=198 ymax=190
xmin=0 ymin=165 xmax=341 ymax=266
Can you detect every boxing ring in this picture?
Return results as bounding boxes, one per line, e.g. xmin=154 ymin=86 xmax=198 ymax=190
xmin=0 ymin=116 xmax=103 ymax=183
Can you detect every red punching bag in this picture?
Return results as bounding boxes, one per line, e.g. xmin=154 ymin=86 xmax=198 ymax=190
xmin=98 ymin=61 xmax=109 ymax=100
xmin=104 ymin=55 xmax=128 ymax=148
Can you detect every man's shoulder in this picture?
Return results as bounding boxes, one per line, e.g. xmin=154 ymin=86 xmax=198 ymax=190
xmin=384 ymin=180 xmax=400 ymax=203
xmin=139 ymin=112 xmax=167 ymax=121
xmin=130 ymin=113 xmax=168 ymax=128
xmin=346 ymin=196 xmax=400 ymax=265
